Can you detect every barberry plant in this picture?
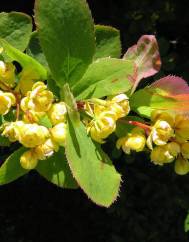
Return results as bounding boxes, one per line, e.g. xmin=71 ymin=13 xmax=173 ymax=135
xmin=0 ymin=0 xmax=189 ymax=207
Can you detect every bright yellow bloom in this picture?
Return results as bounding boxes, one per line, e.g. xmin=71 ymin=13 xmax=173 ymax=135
xmin=147 ymin=120 xmax=174 ymax=149
xmin=20 ymin=150 xmax=39 ymax=170
xmin=116 ymin=128 xmax=146 ymax=154
xmin=108 ymin=94 xmax=130 ymax=119
xmin=18 ymin=123 xmax=49 ymax=148
xmin=174 ymin=156 xmax=189 ymax=175
xmin=48 ymin=102 xmax=67 ymax=125
xmin=50 ymin=123 xmax=67 ymax=146
xmin=150 ymin=145 xmax=175 ymax=165
xmin=2 ymin=121 xmax=24 ymax=142
xmin=27 ymin=82 xmax=54 ymax=112
xmin=0 ymin=91 xmax=16 ymax=115
xmin=35 ymin=138 xmax=59 ymax=160
xmin=0 ymin=61 xmax=15 ymax=88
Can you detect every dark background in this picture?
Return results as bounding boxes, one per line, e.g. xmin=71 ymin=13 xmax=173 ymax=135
xmin=1 ymin=0 xmax=189 ymax=241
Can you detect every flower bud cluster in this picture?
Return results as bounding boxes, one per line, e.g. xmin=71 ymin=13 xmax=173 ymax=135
xmin=148 ymin=111 xmax=189 ymax=175
xmin=85 ymin=94 xmax=130 ymax=143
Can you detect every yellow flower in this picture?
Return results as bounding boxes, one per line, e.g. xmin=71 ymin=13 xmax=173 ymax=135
xmin=150 ymin=145 xmax=175 ymax=165
xmin=0 ymin=61 xmax=15 ymax=88
xmin=27 ymin=82 xmax=54 ymax=112
xmin=18 ymin=123 xmax=50 ymax=148
xmin=88 ymin=113 xmax=116 ymax=143
xmin=174 ymin=115 xmax=189 ymax=142
xmin=109 ymin=94 xmax=130 ymax=119
xmin=20 ymin=150 xmax=38 ymax=170
xmin=147 ymin=120 xmax=174 ymax=149
xmin=116 ymin=128 xmax=146 ymax=154
xmin=50 ymin=123 xmax=67 ymax=146
xmin=48 ymin=102 xmax=67 ymax=125
xmin=174 ymin=156 xmax=189 ymax=175
xmin=2 ymin=121 xmax=24 ymax=142
xmin=35 ymin=138 xmax=59 ymax=160
xmin=0 ymin=91 xmax=16 ymax=115
xmin=181 ymin=142 xmax=189 ymax=159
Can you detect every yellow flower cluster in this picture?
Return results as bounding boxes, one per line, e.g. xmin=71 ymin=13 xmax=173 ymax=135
xmin=148 ymin=111 xmax=189 ymax=175
xmin=86 ymin=94 xmax=130 ymax=143
xmin=0 ymin=60 xmax=16 ymax=88
xmin=1 ymin=78 xmax=67 ymax=170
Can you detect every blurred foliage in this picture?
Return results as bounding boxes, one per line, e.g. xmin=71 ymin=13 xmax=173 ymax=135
xmin=0 ymin=0 xmax=189 ymax=241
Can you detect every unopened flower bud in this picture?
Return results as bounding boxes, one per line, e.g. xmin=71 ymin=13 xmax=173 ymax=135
xmin=28 ymin=82 xmax=54 ymax=112
xmin=174 ymin=156 xmax=189 ymax=175
xmin=48 ymin=102 xmax=67 ymax=125
xmin=50 ymin=123 xmax=67 ymax=146
xmin=20 ymin=150 xmax=38 ymax=170
xmin=116 ymin=128 xmax=146 ymax=154
xmin=18 ymin=123 xmax=49 ymax=148
xmin=89 ymin=115 xmax=116 ymax=143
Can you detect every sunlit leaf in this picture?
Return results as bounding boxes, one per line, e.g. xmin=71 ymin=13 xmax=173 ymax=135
xmin=130 ymin=76 xmax=189 ymax=118
xmin=35 ymin=0 xmax=95 ymax=87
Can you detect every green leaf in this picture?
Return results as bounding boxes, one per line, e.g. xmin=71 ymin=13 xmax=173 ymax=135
xmin=0 ymin=12 xmax=32 ymax=51
xmin=0 ymin=38 xmax=47 ymax=80
xmin=94 ymin=25 xmax=121 ymax=59
xmin=65 ymin=118 xmax=121 ymax=207
xmin=47 ymin=78 xmax=60 ymax=98
xmin=26 ymin=31 xmax=49 ymax=69
xmin=0 ymin=147 xmax=28 ymax=185
xmin=35 ymin=0 xmax=95 ymax=87
xmin=73 ymin=58 xmax=134 ymax=99
xmin=36 ymin=148 xmax=78 ymax=189
xmin=130 ymin=76 xmax=189 ymax=118
xmin=0 ymin=136 xmax=11 ymax=147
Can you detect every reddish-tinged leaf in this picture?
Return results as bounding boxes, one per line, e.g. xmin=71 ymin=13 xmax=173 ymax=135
xmin=124 ymin=35 xmax=161 ymax=93
xmin=130 ymin=75 xmax=189 ymax=118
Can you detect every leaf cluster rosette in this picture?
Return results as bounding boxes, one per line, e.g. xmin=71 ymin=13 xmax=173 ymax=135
xmin=0 ymin=0 xmax=189 ymax=207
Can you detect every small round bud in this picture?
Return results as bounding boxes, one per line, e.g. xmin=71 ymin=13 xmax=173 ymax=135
xmin=20 ymin=150 xmax=38 ymax=170
xmin=50 ymin=123 xmax=67 ymax=146
xmin=48 ymin=102 xmax=67 ymax=125
xmin=174 ymin=156 xmax=189 ymax=175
